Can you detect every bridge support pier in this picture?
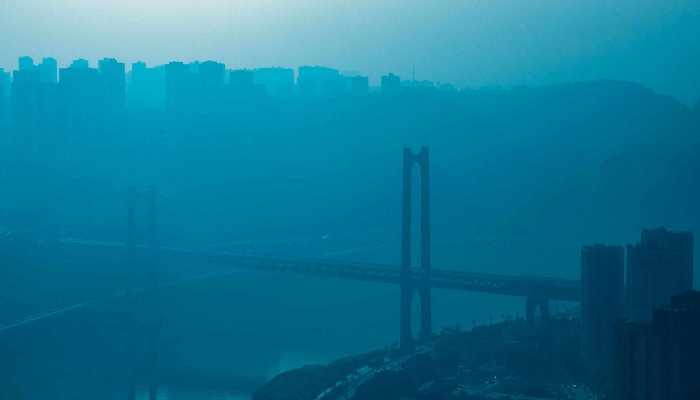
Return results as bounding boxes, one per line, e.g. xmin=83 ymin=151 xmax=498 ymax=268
xmin=526 ymin=295 xmax=550 ymax=323
xmin=400 ymin=147 xmax=431 ymax=352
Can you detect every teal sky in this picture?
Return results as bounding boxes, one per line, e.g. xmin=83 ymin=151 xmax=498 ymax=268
xmin=1 ymin=0 xmax=699 ymax=103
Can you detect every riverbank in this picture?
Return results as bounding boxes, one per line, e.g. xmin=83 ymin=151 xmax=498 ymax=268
xmin=253 ymin=317 xmax=594 ymax=400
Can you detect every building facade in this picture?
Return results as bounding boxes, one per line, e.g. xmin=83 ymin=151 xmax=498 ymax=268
xmin=627 ymin=228 xmax=694 ymax=321
xmin=581 ymin=244 xmax=625 ymax=379
xmin=616 ymin=291 xmax=700 ymax=400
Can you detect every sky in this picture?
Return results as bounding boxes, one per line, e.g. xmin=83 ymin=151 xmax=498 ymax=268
xmin=1 ymin=0 xmax=699 ymax=103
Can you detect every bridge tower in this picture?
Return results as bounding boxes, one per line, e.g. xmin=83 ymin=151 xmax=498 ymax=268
xmin=126 ymin=185 xmax=160 ymax=400
xmin=400 ymin=146 xmax=431 ymax=352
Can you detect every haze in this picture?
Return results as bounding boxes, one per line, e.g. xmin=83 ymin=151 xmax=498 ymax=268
xmin=3 ymin=0 xmax=700 ymax=398
xmin=1 ymin=0 xmax=699 ymax=103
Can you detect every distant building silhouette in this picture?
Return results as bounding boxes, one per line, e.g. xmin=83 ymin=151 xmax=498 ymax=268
xmin=0 ymin=68 xmax=10 ymax=136
xmin=345 ymin=75 xmax=369 ymax=95
xmin=18 ymin=56 xmax=35 ymax=71
xmin=165 ymin=61 xmax=227 ymax=112
xmin=59 ymin=59 xmax=103 ymax=132
xmin=229 ymin=69 xmax=255 ymax=90
xmin=11 ymin=56 xmax=60 ymax=158
xmin=38 ymin=57 xmax=58 ymax=84
xmin=3 ymin=56 xmax=463 ymax=135
xmin=198 ymin=61 xmax=226 ymax=91
xmin=70 ymin=58 xmax=90 ymax=69
xmin=3 ymin=58 xmax=463 ymax=119
xmin=381 ymin=73 xmax=401 ymax=93
xmin=128 ymin=62 xmax=166 ymax=110
xmin=0 ymin=68 xmax=10 ymax=98
xmin=37 ymin=57 xmax=58 ymax=84
xmin=626 ymin=228 xmax=694 ymax=321
xmin=297 ymin=66 xmax=343 ymax=98
xmin=227 ymin=69 xmax=266 ymax=100
xmin=98 ymin=58 xmax=126 ymax=112
xmin=252 ymin=67 xmax=294 ymax=98
xmin=198 ymin=61 xmax=226 ymax=108
xmin=12 ymin=58 xmax=43 ymax=154
xmin=229 ymin=69 xmax=253 ymax=86
xmin=615 ymin=290 xmax=700 ymax=400
xmin=164 ymin=61 xmax=193 ymax=111
xmin=13 ymin=57 xmax=41 ymax=90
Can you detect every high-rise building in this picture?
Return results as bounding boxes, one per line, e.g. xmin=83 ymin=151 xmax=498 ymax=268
xmin=197 ymin=61 xmax=226 ymax=108
xmin=11 ymin=58 xmax=59 ymax=158
xmin=615 ymin=290 xmax=700 ymax=400
xmin=581 ymin=244 xmax=625 ymax=377
xmin=165 ymin=61 xmax=195 ymax=111
xmin=0 ymin=68 xmax=10 ymax=97
xmin=39 ymin=57 xmax=58 ymax=84
xmin=252 ymin=67 xmax=294 ymax=98
xmin=165 ymin=60 xmax=232 ymax=111
xmin=229 ymin=69 xmax=255 ymax=90
xmin=0 ymin=68 xmax=11 ymax=138
xmin=127 ymin=62 xmax=166 ymax=110
xmin=98 ymin=58 xmax=126 ymax=111
xmin=59 ymin=59 xmax=102 ymax=127
xmin=626 ymin=242 xmax=646 ymax=321
xmin=198 ymin=61 xmax=226 ymax=90
xmin=60 ymin=61 xmax=101 ymax=93
xmin=70 ymin=59 xmax=90 ymax=69
xmin=297 ymin=66 xmax=343 ymax=97
xmin=381 ymin=73 xmax=401 ymax=93
xmin=346 ymin=75 xmax=369 ymax=95
xmin=650 ymin=291 xmax=700 ymax=399
xmin=18 ymin=56 xmax=35 ymax=71
xmin=227 ymin=69 xmax=268 ymax=101
xmin=626 ymin=228 xmax=694 ymax=321
xmin=11 ymin=64 xmax=42 ymax=152
xmin=615 ymin=320 xmax=651 ymax=400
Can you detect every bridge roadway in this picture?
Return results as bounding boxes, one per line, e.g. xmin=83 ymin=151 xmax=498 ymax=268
xmin=57 ymin=238 xmax=581 ymax=302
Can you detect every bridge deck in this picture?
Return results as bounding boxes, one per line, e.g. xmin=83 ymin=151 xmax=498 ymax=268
xmin=52 ymin=238 xmax=580 ymax=302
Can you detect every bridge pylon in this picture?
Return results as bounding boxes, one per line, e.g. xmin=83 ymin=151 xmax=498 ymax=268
xmin=400 ymin=146 xmax=431 ymax=352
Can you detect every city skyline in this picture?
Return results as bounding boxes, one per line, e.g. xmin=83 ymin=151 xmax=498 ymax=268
xmin=1 ymin=53 xmax=696 ymax=106
xmin=2 ymin=1 xmax=699 ymax=104
xmin=1 ymin=56 xmax=383 ymax=86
